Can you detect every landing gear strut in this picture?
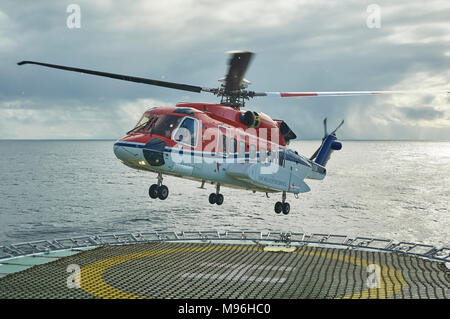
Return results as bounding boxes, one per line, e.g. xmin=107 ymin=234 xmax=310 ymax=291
xmin=274 ymin=191 xmax=290 ymax=215
xmin=209 ymin=184 xmax=224 ymax=205
xmin=149 ymin=173 xmax=169 ymax=200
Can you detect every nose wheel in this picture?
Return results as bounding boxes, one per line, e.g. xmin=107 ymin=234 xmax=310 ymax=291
xmin=274 ymin=191 xmax=290 ymax=215
xmin=148 ymin=173 xmax=169 ymax=200
xmin=209 ymin=184 xmax=224 ymax=205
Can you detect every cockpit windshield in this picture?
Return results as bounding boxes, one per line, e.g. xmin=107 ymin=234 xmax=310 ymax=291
xmin=128 ymin=114 xmax=193 ymax=141
xmin=148 ymin=114 xmax=183 ymax=139
xmin=128 ymin=114 xmax=156 ymax=134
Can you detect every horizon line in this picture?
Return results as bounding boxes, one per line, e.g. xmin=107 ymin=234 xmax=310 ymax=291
xmin=1 ymin=138 xmax=449 ymax=142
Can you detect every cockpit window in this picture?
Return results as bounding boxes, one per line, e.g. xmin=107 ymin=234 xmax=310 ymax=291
xmin=173 ymin=117 xmax=198 ymax=147
xmin=128 ymin=114 xmax=155 ymax=134
xmin=149 ymin=114 xmax=183 ymax=139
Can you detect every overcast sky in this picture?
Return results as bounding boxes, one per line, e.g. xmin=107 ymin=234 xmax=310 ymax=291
xmin=1 ymin=0 xmax=449 ymax=140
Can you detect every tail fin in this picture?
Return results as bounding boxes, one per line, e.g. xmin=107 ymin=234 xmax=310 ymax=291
xmin=310 ymin=118 xmax=343 ymax=167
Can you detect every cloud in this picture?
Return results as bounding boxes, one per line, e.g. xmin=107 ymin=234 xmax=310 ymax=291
xmin=0 ymin=0 xmax=449 ymax=140
xmin=398 ymin=106 xmax=444 ymax=120
xmin=0 ymin=9 xmax=17 ymax=52
xmin=362 ymin=71 xmax=450 ymax=130
xmin=0 ymin=97 xmax=171 ymax=139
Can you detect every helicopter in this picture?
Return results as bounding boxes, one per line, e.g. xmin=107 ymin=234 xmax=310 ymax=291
xmin=17 ymin=51 xmax=449 ymax=215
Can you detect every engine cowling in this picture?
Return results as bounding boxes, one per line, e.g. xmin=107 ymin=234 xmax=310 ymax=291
xmin=239 ymin=110 xmax=261 ymax=128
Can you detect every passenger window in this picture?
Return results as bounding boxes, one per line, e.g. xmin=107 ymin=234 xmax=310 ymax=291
xmin=221 ymin=135 xmax=227 ymax=153
xmin=174 ymin=117 xmax=197 ymax=146
xmin=231 ymin=138 xmax=238 ymax=153
xmin=260 ymin=148 xmax=266 ymax=162
xmin=238 ymin=141 xmax=246 ymax=161
xmin=239 ymin=141 xmax=245 ymax=154
xmin=249 ymin=144 xmax=257 ymax=159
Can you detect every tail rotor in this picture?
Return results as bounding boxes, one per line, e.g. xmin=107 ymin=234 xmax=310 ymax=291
xmin=329 ymin=119 xmax=344 ymax=136
xmin=310 ymin=118 xmax=344 ymax=166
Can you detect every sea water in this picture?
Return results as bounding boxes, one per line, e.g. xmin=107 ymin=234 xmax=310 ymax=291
xmin=0 ymin=140 xmax=448 ymax=247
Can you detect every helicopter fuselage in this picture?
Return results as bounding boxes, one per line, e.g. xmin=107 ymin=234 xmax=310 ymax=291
xmin=113 ymin=102 xmax=326 ymax=195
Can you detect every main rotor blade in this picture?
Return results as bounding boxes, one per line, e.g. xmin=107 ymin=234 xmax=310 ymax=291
xmin=224 ymin=51 xmax=254 ymax=93
xmin=254 ymin=90 xmax=449 ymax=97
xmin=17 ymin=60 xmax=210 ymax=93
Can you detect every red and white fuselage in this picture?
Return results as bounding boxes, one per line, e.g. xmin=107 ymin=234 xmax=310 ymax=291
xmin=113 ymin=103 xmax=326 ymax=194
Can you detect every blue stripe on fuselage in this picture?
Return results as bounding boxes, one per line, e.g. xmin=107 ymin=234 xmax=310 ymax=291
xmin=114 ymin=142 xmax=310 ymax=167
xmin=114 ymin=142 xmax=145 ymax=148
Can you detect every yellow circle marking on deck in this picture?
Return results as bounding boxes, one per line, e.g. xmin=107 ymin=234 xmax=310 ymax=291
xmin=296 ymin=249 xmax=406 ymax=299
xmin=79 ymin=245 xmax=405 ymax=299
xmin=79 ymin=245 xmax=251 ymax=299
xmin=264 ymin=246 xmax=297 ymax=253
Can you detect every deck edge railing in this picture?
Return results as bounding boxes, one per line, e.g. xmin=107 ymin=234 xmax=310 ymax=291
xmin=1 ymin=231 xmax=448 ymax=262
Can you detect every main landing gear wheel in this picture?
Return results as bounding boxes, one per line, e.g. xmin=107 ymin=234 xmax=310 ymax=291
xmin=209 ymin=193 xmax=224 ymax=205
xmin=274 ymin=202 xmax=283 ymax=214
xmin=282 ymin=202 xmax=290 ymax=215
xmin=158 ymin=185 xmax=169 ymax=200
xmin=209 ymin=184 xmax=224 ymax=205
xmin=149 ymin=184 xmax=159 ymax=199
xmin=209 ymin=193 xmax=217 ymax=204
xmin=216 ymin=194 xmax=224 ymax=205
xmin=274 ymin=191 xmax=290 ymax=215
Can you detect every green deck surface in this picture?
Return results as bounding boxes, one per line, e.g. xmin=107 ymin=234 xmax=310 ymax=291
xmin=0 ymin=250 xmax=86 ymax=278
